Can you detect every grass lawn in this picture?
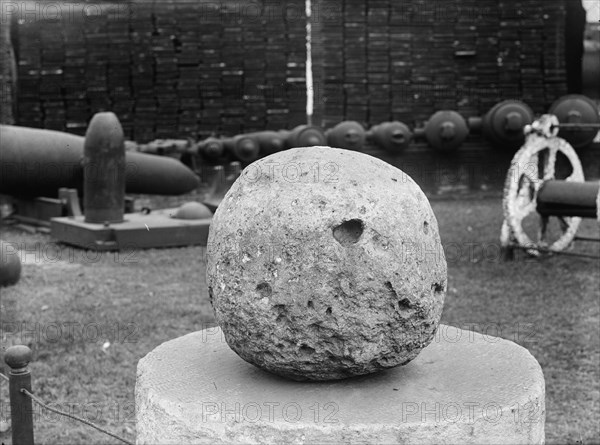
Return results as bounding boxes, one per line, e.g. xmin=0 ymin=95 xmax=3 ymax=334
xmin=1 ymin=197 xmax=599 ymax=444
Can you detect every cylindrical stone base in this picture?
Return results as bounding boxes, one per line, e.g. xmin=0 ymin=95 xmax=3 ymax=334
xmin=136 ymin=325 xmax=545 ymax=444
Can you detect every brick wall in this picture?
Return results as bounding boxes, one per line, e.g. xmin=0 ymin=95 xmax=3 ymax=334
xmin=12 ymin=0 xmax=307 ymax=141
xmin=310 ymin=0 xmax=568 ymax=129
xmin=8 ymin=0 xmax=569 ymax=139
xmin=0 ymin=1 xmax=16 ymax=124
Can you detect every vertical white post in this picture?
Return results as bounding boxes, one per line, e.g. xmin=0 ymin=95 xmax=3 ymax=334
xmin=306 ymin=0 xmax=314 ymax=124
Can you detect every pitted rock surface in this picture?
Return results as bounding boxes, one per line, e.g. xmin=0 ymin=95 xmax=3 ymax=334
xmin=206 ymin=146 xmax=447 ymax=381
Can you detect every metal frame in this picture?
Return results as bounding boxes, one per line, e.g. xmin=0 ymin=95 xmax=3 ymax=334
xmin=501 ymin=114 xmax=600 ymax=259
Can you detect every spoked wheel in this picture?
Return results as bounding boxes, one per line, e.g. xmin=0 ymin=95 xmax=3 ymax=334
xmin=502 ymin=115 xmax=585 ymax=256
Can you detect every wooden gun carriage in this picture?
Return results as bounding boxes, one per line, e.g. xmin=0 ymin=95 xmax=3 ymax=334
xmin=501 ymin=114 xmax=600 ymax=259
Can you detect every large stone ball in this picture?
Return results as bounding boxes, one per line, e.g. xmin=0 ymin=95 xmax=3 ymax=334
xmin=0 ymin=240 xmax=22 ymax=287
xmin=206 ymin=147 xmax=447 ymax=381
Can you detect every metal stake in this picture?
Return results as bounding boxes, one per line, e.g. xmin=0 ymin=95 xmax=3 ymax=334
xmin=5 ymin=345 xmax=35 ymax=445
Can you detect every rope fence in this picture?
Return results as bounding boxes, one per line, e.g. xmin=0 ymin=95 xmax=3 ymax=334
xmin=1 ymin=345 xmax=134 ymax=445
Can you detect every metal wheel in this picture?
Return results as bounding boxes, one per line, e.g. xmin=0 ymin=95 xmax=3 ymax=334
xmin=502 ymin=115 xmax=585 ymax=256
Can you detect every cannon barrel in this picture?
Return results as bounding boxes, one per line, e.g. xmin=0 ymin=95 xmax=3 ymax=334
xmin=537 ymin=180 xmax=600 ymax=219
xmin=367 ymin=121 xmax=413 ymax=152
xmin=245 ymin=131 xmax=287 ymax=156
xmin=222 ymin=135 xmax=260 ymax=163
xmin=325 ymin=121 xmax=366 ymax=151
xmin=0 ymin=124 xmax=199 ymax=197
xmin=548 ymin=95 xmax=600 ymax=148
xmin=421 ymin=110 xmax=469 ymax=151
xmin=135 ymin=138 xmax=196 ymax=156
xmin=481 ymin=100 xmax=534 ymax=150
xmin=197 ymin=137 xmax=225 ymax=161
xmin=282 ymin=125 xmax=327 ymax=148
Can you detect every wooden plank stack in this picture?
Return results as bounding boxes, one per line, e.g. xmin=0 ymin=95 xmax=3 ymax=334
xmin=0 ymin=9 xmax=16 ymax=124
xmin=472 ymin=0 xmax=500 ymax=114
xmin=317 ymin=1 xmax=344 ymax=128
xmin=11 ymin=0 xmax=569 ymax=139
xmin=541 ymin=0 xmax=568 ymax=109
xmin=242 ymin=3 xmax=267 ymax=133
xmin=366 ymin=0 xmax=390 ymax=125
xmin=15 ymin=15 xmax=43 ymax=128
xmin=130 ymin=1 xmax=156 ymax=142
xmin=13 ymin=0 xmax=308 ymax=142
xmin=84 ymin=8 xmax=111 ymax=134
xmin=311 ymin=0 xmax=569 ymax=128
xmin=389 ymin=2 xmax=413 ymax=124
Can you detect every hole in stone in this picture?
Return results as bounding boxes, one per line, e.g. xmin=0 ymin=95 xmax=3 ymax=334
xmin=299 ymin=344 xmax=315 ymax=359
xmin=397 ymin=297 xmax=412 ymax=310
xmin=384 ymin=281 xmax=397 ymax=298
xmin=272 ymin=304 xmax=286 ymax=313
xmin=432 ymin=282 xmax=444 ymax=293
xmin=423 ymin=221 xmax=429 ymax=234
xmin=208 ymin=286 xmax=214 ymax=305
xmin=325 ymin=306 xmax=332 ymax=315
xmin=332 ymin=219 xmax=364 ymax=246
xmin=256 ymin=282 xmax=272 ymax=298
xmin=378 ymin=356 xmax=391 ymax=364
xmin=307 ymin=300 xmax=314 ymax=308
xmin=272 ymin=304 xmax=287 ymax=322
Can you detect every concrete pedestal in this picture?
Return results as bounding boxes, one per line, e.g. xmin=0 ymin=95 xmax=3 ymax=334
xmin=136 ymin=325 xmax=545 ymax=444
